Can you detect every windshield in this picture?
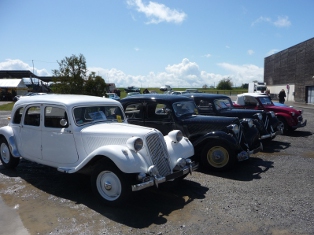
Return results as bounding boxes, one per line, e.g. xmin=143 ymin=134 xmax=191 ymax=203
xmin=258 ymin=96 xmax=273 ymax=105
xmin=172 ymin=101 xmax=198 ymax=117
xmin=73 ymin=105 xmax=124 ymax=126
xmin=214 ymin=98 xmax=232 ymax=110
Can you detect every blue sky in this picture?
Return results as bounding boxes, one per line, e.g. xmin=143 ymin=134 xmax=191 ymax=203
xmin=0 ymin=0 xmax=313 ymax=88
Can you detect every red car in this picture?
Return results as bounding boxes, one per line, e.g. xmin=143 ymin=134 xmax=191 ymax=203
xmin=233 ymin=93 xmax=307 ymax=134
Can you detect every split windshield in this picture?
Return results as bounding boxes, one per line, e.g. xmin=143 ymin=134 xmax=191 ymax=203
xmin=258 ymin=96 xmax=273 ymax=105
xmin=73 ymin=105 xmax=124 ymax=125
xmin=172 ymin=101 xmax=198 ymax=117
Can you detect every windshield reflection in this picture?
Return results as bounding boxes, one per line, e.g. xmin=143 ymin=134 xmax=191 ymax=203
xmin=73 ymin=105 xmax=124 ymax=126
xmin=172 ymin=101 xmax=198 ymax=117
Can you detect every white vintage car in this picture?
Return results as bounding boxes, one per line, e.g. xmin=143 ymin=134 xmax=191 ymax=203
xmin=0 ymin=95 xmax=197 ymax=205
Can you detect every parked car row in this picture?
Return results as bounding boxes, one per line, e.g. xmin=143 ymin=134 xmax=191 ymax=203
xmin=0 ymin=92 xmax=307 ymax=206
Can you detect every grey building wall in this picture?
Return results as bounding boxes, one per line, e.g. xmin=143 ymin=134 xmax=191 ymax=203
xmin=264 ymin=37 xmax=314 ymax=103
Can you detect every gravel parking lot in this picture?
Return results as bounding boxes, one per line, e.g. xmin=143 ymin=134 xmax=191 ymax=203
xmin=0 ymin=103 xmax=313 ymax=235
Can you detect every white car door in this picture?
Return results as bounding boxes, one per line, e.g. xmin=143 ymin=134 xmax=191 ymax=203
xmin=41 ymin=105 xmax=78 ymax=165
xmin=19 ymin=105 xmax=42 ymax=160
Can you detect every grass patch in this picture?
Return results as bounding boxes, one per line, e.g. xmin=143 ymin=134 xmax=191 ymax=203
xmin=0 ymin=102 xmax=14 ymax=111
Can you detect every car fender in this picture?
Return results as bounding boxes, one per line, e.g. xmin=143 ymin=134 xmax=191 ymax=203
xmin=0 ymin=126 xmax=21 ymax=157
xmin=164 ymin=136 xmax=194 ymax=168
xmin=73 ymin=145 xmax=150 ymax=174
xmin=192 ymin=130 xmax=239 ymax=150
xmin=275 ymin=112 xmax=294 ymax=126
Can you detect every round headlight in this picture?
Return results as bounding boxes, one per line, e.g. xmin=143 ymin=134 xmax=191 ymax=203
xmin=227 ymin=124 xmax=239 ymax=135
xmin=126 ymin=137 xmax=143 ymax=152
xmin=269 ymin=111 xmax=276 ymax=118
xmin=168 ymin=130 xmax=183 ymax=143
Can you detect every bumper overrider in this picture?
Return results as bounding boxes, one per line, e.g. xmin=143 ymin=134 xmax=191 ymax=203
xmin=131 ymin=159 xmax=199 ymax=192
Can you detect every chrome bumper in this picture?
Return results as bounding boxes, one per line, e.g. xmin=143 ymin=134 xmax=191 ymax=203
xmin=292 ymin=119 xmax=307 ymax=129
xmin=131 ymin=161 xmax=199 ymax=192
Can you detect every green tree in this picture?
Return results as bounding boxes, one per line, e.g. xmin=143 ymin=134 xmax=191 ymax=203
xmin=52 ymin=54 xmax=87 ymax=94
xmin=217 ymin=78 xmax=233 ymax=90
xmin=85 ymin=72 xmax=107 ymax=97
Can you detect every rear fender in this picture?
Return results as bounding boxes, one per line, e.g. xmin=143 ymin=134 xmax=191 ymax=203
xmin=0 ymin=126 xmax=21 ymax=157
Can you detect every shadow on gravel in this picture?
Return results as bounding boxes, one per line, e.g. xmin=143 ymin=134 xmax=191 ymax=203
xmin=261 ymin=140 xmax=291 ymax=153
xmin=198 ymin=157 xmax=273 ymax=181
xmin=0 ymin=159 xmax=208 ymax=228
xmin=285 ymin=130 xmax=312 ymax=137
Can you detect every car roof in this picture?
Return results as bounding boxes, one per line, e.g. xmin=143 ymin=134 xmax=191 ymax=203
xmin=238 ymin=93 xmax=268 ymax=98
xmin=15 ymin=94 xmax=120 ymax=106
xmin=182 ymin=93 xmax=229 ymax=99
xmin=121 ymin=94 xmax=192 ymax=102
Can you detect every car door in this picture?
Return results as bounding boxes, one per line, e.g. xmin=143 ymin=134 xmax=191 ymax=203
xmin=18 ymin=105 xmax=42 ymax=160
xmin=144 ymin=102 xmax=175 ymax=136
xmin=41 ymin=105 xmax=78 ymax=165
xmin=124 ymin=102 xmax=146 ymax=126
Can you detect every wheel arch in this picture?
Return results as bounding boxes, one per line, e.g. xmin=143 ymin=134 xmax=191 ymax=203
xmin=0 ymin=126 xmax=21 ymax=158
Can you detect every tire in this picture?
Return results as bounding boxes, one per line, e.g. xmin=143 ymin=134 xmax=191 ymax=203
xmin=277 ymin=117 xmax=290 ymax=134
xmin=91 ymin=160 xmax=131 ymax=206
xmin=0 ymin=137 xmax=20 ymax=169
xmin=201 ymin=141 xmax=236 ymax=171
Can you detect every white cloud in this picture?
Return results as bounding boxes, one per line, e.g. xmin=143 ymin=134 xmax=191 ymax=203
xmin=251 ymin=15 xmax=291 ymax=28
xmin=217 ymin=63 xmax=264 ymax=86
xmin=204 ymin=54 xmax=211 ymax=58
xmin=127 ymin=0 xmax=187 ymax=24
xmin=247 ymin=50 xmax=254 ymax=55
xmin=1 ymin=58 xmax=263 ymax=89
xmin=251 ymin=16 xmax=271 ymax=26
xmin=266 ymin=49 xmax=279 ymax=56
xmin=0 ymin=59 xmax=49 ymax=76
xmin=273 ymin=16 xmax=291 ymax=28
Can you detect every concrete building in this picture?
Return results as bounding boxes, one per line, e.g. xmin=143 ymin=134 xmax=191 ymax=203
xmin=264 ymin=37 xmax=314 ymax=104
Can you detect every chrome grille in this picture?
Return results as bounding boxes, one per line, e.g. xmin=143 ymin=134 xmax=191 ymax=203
xmin=146 ymin=133 xmax=172 ymax=177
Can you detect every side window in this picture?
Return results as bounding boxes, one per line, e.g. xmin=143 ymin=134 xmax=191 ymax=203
xmin=45 ymin=106 xmax=68 ymax=128
xmin=197 ymin=99 xmax=213 ymax=111
xmin=125 ymin=103 xmax=143 ymax=119
xmin=12 ymin=107 xmax=24 ymax=124
xmin=244 ymin=96 xmax=258 ymax=106
xmin=147 ymin=103 xmax=170 ymax=120
xmin=24 ymin=106 xmax=41 ymax=126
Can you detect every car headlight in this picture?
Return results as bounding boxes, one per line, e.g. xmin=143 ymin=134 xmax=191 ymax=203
xmin=290 ymin=112 xmax=295 ymax=116
xmin=242 ymin=118 xmax=253 ymax=128
xmin=168 ymin=130 xmax=183 ymax=143
xmin=227 ymin=124 xmax=239 ymax=135
xmin=256 ymin=113 xmax=263 ymax=120
xmin=269 ymin=111 xmax=276 ymax=118
xmin=126 ymin=137 xmax=143 ymax=152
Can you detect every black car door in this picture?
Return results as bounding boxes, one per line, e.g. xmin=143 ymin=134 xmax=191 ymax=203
xmin=144 ymin=102 xmax=176 ymax=136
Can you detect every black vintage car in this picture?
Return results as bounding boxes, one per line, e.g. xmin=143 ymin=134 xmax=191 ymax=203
xmin=120 ymin=94 xmax=262 ymax=171
xmin=183 ymin=93 xmax=283 ymax=141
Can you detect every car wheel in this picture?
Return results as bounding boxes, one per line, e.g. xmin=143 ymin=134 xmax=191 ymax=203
xmin=91 ymin=160 xmax=131 ymax=206
xmin=0 ymin=137 xmax=20 ymax=169
xmin=201 ymin=141 xmax=236 ymax=171
xmin=277 ymin=117 xmax=290 ymax=134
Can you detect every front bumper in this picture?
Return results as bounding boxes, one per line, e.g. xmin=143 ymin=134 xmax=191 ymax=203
xmin=292 ymin=119 xmax=307 ymax=129
xmin=131 ymin=161 xmax=199 ymax=192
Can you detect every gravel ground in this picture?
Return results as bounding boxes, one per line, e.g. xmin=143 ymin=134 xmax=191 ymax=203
xmin=0 ymin=105 xmax=313 ymax=235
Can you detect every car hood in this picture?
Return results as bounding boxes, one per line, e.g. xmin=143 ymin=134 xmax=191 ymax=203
xmin=80 ymin=122 xmax=160 ymax=154
xmin=81 ymin=122 xmax=155 ymax=137
xmin=264 ymin=105 xmax=302 ymax=115
xmin=181 ymin=115 xmax=239 ymax=137
xmin=218 ymin=108 xmax=263 ymax=118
